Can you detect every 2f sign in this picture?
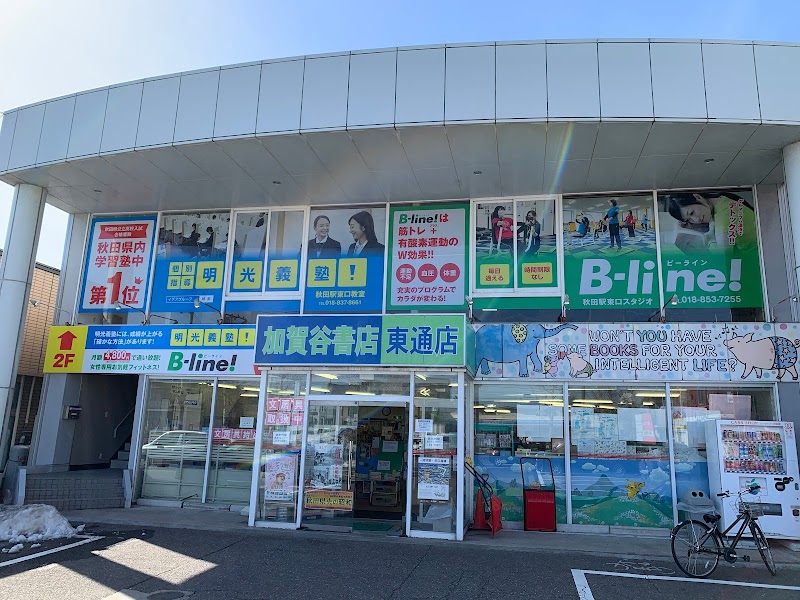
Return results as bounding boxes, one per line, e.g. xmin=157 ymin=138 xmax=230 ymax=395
xmin=43 ymin=326 xmax=87 ymax=374
xmin=52 ymin=353 xmax=76 ymax=368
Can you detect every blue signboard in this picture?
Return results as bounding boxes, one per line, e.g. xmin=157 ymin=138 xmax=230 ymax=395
xmin=150 ymin=212 xmax=229 ymax=314
xmin=303 ymin=208 xmax=386 ymax=313
xmin=255 ymin=315 xmax=466 ymax=367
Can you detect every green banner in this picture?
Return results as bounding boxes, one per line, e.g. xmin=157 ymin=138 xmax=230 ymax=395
xmin=657 ymin=190 xmax=763 ymax=309
xmin=562 ymin=194 xmax=659 ymax=310
xmin=474 ymin=199 xmax=559 ymax=291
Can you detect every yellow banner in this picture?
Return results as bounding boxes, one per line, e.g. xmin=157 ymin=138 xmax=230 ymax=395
xmin=43 ymin=326 xmax=88 ymax=374
xmin=303 ymin=490 xmax=354 ymax=511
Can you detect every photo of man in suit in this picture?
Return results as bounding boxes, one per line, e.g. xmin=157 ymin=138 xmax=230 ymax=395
xmin=307 ymin=215 xmax=342 ymax=259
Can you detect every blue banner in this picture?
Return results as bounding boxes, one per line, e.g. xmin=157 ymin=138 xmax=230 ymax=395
xmin=303 ymin=255 xmax=384 ymax=313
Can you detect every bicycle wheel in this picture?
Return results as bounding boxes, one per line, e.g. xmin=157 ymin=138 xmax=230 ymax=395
xmin=750 ymin=521 xmax=777 ymax=576
xmin=671 ymin=520 xmax=721 ymax=578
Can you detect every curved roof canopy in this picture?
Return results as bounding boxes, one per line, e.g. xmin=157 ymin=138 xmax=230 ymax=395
xmin=0 ymin=39 xmax=796 ymax=213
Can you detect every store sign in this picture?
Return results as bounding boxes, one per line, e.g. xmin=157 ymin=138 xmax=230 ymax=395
xmin=474 ymin=322 xmax=800 ymax=382
xmin=255 ymin=314 xmax=467 ymax=367
xmin=387 ymin=204 xmax=468 ymax=310
xmin=43 ymin=325 xmax=257 ymax=375
xmin=657 ymin=190 xmax=763 ymax=309
xmin=562 ymin=194 xmax=659 ymax=311
xmin=80 ymin=216 xmax=158 ymax=312
xmin=303 ymin=489 xmax=353 ymax=510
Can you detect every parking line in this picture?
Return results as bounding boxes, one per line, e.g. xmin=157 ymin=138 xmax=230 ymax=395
xmin=572 ymin=568 xmax=800 ymax=596
xmin=0 ymin=536 xmax=103 ymax=568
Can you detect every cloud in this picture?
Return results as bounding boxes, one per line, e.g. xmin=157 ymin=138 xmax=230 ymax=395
xmin=594 ymin=465 xmax=609 ymax=473
xmin=648 ymin=467 xmax=670 ymax=485
xmin=581 ymin=463 xmax=596 ymax=471
xmin=674 ymin=463 xmax=695 ymax=473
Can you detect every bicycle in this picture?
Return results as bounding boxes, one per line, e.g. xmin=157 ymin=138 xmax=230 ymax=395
xmin=670 ymin=484 xmax=777 ymax=578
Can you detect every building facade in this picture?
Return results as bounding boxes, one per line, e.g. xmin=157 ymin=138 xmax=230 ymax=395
xmin=1 ymin=39 xmax=800 ymax=540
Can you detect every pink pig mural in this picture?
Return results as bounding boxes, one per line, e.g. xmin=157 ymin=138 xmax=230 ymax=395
xmin=724 ymin=332 xmax=800 ymax=380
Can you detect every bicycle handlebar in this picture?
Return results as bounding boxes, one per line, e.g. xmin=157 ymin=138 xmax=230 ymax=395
xmin=717 ymin=484 xmax=760 ymax=500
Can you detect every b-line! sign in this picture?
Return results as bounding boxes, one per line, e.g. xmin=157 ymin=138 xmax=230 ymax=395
xmin=43 ymin=325 xmax=257 ymax=375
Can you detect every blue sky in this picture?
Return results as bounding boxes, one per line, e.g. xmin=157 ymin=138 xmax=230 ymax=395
xmin=1 ymin=0 xmax=798 ymax=267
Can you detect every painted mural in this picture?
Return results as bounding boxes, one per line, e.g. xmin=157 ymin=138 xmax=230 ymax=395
xmin=473 ymin=455 xmax=567 ymax=524
xmin=473 ymin=322 xmax=800 ymax=382
xmin=570 ymin=458 xmax=673 ymax=528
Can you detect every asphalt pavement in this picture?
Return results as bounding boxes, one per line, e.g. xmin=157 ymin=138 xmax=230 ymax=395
xmin=0 ymin=509 xmax=797 ymax=599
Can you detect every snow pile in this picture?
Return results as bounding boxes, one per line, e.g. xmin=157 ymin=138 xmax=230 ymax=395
xmin=1 ymin=543 xmax=23 ymax=554
xmin=0 ymin=504 xmax=79 ymax=543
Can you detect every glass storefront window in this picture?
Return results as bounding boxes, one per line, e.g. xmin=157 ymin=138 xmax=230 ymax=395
xmin=473 ymin=384 xmax=567 ymax=524
xmin=256 ymin=373 xmax=307 ymax=523
xmin=671 ymin=386 xmax=776 ymax=519
xmin=206 ymin=380 xmax=260 ymax=505
xmin=568 ymin=385 xmax=673 ymax=528
xmin=309 ymin=372 xmax=411 ymax=397
xmin=410 ymin=373 xmax=458 ymax=535
xmin=137 ymin=379 xmax=213 ymax=501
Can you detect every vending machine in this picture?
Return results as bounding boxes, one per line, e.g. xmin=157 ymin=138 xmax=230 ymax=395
xmin=705 ymin=420 xmax=800 ymax=539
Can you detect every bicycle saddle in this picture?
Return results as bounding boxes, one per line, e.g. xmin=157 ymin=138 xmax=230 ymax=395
xmin=703 ymin=513 xmax=722 ymax=524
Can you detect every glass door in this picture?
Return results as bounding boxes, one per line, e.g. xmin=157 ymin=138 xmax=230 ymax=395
xmin=301 ymin=401 xmax=359 ymax=531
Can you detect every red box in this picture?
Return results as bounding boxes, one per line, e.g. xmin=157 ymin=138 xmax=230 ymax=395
xmin=523 ymin=489 xmax=556 ymax=532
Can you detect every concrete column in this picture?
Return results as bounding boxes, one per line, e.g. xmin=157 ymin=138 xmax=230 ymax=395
xmin=0 ymin=184 xmax=46 ymax=470
xmin=30 ymin=212 xmax=89 ymax=469
xmin=782 ymin=142 xmax=800 ymax=281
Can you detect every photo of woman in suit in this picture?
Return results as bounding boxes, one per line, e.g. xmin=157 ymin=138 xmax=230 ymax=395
xmin=307 ymin=214 xmax=342 ymax=259
xmin=347 ymin=211 xmax=385 ymax=257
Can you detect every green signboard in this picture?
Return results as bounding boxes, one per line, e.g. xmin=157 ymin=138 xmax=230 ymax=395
xmin=474 ymin=198 xmax=559 ymax=292
xmin=562 ymin=194 xmax=659 ymax=311
xmin=657 ymin=190 xmax=763 ymax=309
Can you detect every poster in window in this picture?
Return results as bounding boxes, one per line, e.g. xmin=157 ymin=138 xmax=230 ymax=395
xmin=80 ymin=216 xmax=157 ymax=312
xmin=562 ymin=194 xmax=659 ymax=312
xmin=657 ymin=189 xmax=763 ymax=310
xmin=229 ymin=212 xmax=267 ymax=293
xmin=417 ymin=456 xmax=450 ymax=501
xmin=263 ymin=453 xmax=298 ymax=501
xmin=309 ymin=443 xmax=344 ymax=489
xmin=304 ymin=207 xmax=386 ymax=313
xmin=474 ymin=198 xmax=559 ymax=291
xmin=387 ymin=204 xmax=468 ymax=310
xmin=151 ymin=212 xmax=230 ymax=313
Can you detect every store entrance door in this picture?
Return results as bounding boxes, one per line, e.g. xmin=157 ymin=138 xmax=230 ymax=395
xmin=301 ymin=399 xmax=409 ymax=533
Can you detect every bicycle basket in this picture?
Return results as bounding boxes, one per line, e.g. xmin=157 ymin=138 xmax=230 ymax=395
xmin=739 ymin=502 xmax=783 ymax=517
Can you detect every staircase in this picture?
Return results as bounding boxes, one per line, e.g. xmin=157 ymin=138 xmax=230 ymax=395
xmin=110 ymin=442 xmax=131 ymax=470
xmin=25 ymin=468 xmax=126 ymax=510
